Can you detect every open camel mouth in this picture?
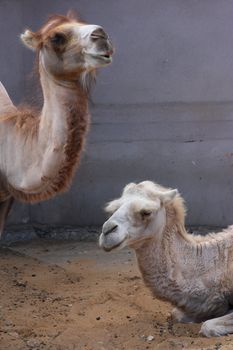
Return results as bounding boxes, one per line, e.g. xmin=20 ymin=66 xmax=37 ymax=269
xmin=100 ymin=54 xmax=112 ymax=61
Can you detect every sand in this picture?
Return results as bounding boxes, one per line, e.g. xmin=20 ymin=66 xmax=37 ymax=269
xmin=0 ymin=240 xmax=232 ymax=350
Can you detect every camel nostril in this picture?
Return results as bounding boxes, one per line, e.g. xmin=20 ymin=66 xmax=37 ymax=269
xmin=103 ymin=224 xmax=118 ymax=236
xmin=91 ymin=28 xmax=107 ymax=40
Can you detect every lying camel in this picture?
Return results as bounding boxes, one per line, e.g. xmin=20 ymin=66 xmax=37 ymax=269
xmin=99 ymin=180 xmax=233 ymax=337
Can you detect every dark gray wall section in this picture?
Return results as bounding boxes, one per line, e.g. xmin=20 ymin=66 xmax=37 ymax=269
xmin=1 ymin=0 xmax=233 ymax=226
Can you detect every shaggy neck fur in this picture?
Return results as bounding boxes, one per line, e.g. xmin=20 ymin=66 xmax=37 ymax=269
xmin=135 ymin=198 xmax=233 ymax=320
xmin=5 ymin=61 xmax=90 ymax=202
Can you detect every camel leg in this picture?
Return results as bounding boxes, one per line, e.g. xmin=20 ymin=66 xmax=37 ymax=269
xmin=0 ymin=197 xmax=14 ymax=237
xmin=171 ymin=307 xmax=195 ymax=323
xmin=200 ymin=311 xmax=233 ymax=337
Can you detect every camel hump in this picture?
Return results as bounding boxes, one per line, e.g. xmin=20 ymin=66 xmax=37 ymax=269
xmin=0 ymin=81 xmax=17 ymax=115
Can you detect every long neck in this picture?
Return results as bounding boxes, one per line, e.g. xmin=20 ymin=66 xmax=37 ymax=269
xmin=7 ymin=62 xmax=89 ymax=202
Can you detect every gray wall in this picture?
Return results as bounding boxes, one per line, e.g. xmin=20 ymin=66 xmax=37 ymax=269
xmin=1 ymin=0 xmax=233 ymax=227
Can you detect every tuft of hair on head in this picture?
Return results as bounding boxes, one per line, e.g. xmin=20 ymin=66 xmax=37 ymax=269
xmin=66 ymin=9 xmax=85 ymax=23
xmin=105 ymin=198 xmax=122 ymax=214
xmin=122 ymin=182 xmax=136 ymax=195
xmin=20 ymin=10 xmax=86 ymax=50
xmin=20 ymin=14 xmax=70 ymax=51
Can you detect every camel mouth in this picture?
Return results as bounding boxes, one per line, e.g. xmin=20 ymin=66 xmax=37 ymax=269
xmin=102 ymin=238 xmax=126 ymax=252
xmin=95 ymin=53 xmax=112 ymax=64
xmin=87 ymin=51 xmax=113 ymax=64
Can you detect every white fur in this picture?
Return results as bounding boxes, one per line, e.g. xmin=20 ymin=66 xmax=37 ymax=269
xmin=100 ymin=180 xmax=233 ymax=337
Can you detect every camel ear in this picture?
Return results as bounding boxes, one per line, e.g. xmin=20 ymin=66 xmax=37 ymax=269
xmin=123 ymin=182 xmax=136 ymax=195
xmin=105 ymin=199 xmax=121 ymax=214
xmin=67 ymin=9 xmax=81 ymax=21
xmin=20 ymin=30 xmax=39 ymax=50
xmin=159 ymin=189 xmax=178 ymax=203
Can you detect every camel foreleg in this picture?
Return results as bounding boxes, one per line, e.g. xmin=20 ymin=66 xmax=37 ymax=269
xmin=0 ymin=197 xmax=14 ymax=237
xmin=200 ymin=311 xmax=233 ymax=337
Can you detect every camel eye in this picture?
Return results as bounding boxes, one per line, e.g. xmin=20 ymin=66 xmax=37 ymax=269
xmin=50 ymin=32 xmax=67 ymax=46
xmin=140 ymin=210 xmax=152 ymax=219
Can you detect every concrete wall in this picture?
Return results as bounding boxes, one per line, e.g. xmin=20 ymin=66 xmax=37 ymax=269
xmin=1 ymin=0 xmax=233 ymax=227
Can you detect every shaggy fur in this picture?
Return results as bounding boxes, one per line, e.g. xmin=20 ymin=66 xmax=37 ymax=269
xmin=100 ymin=181 xmax=233 ymax=337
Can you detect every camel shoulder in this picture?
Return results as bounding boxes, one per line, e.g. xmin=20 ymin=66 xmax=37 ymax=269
xmin=0 ymin=81 xmax=17 ymax=115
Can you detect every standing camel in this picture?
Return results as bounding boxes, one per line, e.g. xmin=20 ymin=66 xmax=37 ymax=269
xmin=99 ymin=181 xmax=233 ymax=337
xmin=0 ymin=12 xmax=113 ymax=235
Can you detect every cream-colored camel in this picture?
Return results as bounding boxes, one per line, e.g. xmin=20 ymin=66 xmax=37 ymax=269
xmin=99 ymin=181 xmax=233 ymax=337
xmin=0 ymin=12 xmax=113 ymax=235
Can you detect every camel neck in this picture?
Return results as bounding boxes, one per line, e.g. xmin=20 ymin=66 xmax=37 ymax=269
xmin=39 ymin=62 xmax=87 ymax=126
xmin=35 ymin=63 xmax=89 ymax=195
xmin=6 ymin=62 xmax=90 ymax=202
xmin=38 ymin=61 xmax=88 ymax=154
xmin=134 ymin=214 xmax=193 ymax=305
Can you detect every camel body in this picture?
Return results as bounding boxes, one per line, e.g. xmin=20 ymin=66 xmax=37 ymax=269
xmin=0 ymin=12 xmax=113 ymax=235
xmin=136 ymin=220 xmax=233 ymax=323
xmin=99 ymin=181 xmax=233 ymax=336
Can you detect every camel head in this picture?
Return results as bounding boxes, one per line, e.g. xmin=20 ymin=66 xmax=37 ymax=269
xmin=20 ymin=12 xmax=113 ymax=82
xmin=99 ymin=181 xmax=178 ymax=252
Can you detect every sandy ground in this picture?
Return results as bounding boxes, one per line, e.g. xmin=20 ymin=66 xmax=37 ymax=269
xmin=0 ymin=240 xmax=232 ymax=350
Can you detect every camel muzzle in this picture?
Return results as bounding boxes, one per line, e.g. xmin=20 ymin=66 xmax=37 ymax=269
xmin=102 ymin=223 xmax=118 ymax=236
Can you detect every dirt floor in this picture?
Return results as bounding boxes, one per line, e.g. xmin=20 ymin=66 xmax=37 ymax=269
xmin=0 ymin=240 xmax=233 ymax=350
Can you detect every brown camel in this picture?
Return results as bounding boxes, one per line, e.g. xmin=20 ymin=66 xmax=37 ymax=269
xmin=0 ymin=12 xmax=113 ymax=235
